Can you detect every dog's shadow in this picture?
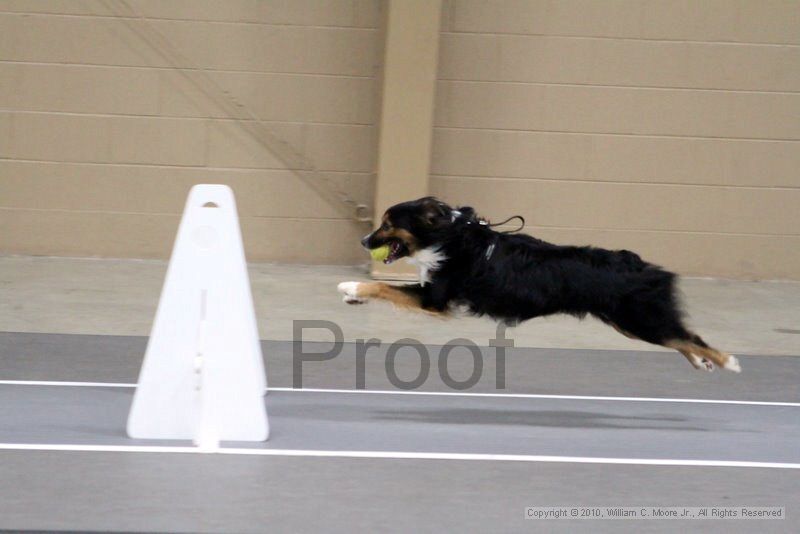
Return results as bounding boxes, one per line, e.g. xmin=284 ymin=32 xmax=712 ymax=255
xmin=373 ymin=408 xmax=709 ymax=432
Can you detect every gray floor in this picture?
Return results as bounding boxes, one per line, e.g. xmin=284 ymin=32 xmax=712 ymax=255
xmin=1 ymin=450 xmax=795 ymax=534
xmin=2 ymin=385 xmax=799 ymax=464
xmin=1 ymin=256 xmax=798 ymax=533
xmin=1 ymin=332 xmax=798 ymax=533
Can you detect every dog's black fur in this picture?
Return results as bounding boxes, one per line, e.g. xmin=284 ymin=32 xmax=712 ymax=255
xmin=356 ymin=197 xmax=738 ymax=371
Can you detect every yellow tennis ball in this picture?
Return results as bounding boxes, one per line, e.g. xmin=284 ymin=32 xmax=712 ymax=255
xmin=370 ymin=245 xmax=390 ymax=262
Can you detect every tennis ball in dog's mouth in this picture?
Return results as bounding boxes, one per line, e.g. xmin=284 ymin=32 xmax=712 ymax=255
xmin=369 ymin=245 xmax=390 ymax=262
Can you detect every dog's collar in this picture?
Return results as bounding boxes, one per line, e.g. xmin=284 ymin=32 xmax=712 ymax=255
xmin=451 ymin=209 xmax=496 ymax=260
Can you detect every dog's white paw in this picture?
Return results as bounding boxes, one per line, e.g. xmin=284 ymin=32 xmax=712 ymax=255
xmin=723 ymin=355 xmax=742 ymax=373
xmin=689 ymin=354 xmax=714 ymax=372
xmin=337 ymin=281 xmax=366 ymax=304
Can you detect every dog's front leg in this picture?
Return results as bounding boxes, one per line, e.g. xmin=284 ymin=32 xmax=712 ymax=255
xmin=337 ymin=282 xmax=444 ymax=315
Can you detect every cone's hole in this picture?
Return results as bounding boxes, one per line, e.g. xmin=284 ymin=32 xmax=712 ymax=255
xmin=202 ymin=202 xmax=219 ymax=208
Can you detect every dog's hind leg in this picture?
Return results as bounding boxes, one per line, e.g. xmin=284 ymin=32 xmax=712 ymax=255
xmin=607 ymin=312 xmax=732 ymax=372
xmin=664 ymin=335 xmax=740 ymax=373
xmin=676 ymin=347 xmax=714 ymax=371
xmin=608 ymin=321 xmax=714 ymax=371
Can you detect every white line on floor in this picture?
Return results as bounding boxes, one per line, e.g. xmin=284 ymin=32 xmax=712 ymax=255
xmin=0 ymin=380 xmax=135 ymax=388
xmin=1 ymin=380 xmax=798 ymax=407
xmin=275 ymin=387 xmax=800 ymax=407
xmin=0 ymin=442 xmax=798 ymax=469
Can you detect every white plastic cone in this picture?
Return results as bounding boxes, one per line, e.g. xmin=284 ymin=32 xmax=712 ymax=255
xmin=127 ymin=184 xmax=269 ymax=445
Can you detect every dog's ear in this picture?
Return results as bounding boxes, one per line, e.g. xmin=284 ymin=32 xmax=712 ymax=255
xmin=418 ymin=197 xmax=451 ymax=226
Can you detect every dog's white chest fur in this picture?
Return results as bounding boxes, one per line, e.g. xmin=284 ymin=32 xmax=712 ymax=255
xmin=407 ymin=247 xmax=446 ymax=285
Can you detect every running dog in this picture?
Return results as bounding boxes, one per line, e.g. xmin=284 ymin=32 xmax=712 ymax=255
xmin=337 ymin=197 xmax=740 ymax=372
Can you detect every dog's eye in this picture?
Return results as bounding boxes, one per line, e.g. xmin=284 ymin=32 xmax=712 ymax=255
xmin=380 ymin=222 xmax=389 ymax=231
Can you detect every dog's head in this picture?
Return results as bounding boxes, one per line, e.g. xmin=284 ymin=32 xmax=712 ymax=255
xmin=361 ymin=197 xmax=454 ymax=264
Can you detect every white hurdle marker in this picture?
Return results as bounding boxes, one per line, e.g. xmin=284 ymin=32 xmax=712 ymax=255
xmin=127 ymin=184 xmax=269 ymax=448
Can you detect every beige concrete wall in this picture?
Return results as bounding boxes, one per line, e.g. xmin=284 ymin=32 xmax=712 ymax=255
xmin=2 ymin=1 xmax=799 ymax=280
xmin=0 ymin=0 xmax=381 ymax=263
xmin=432 ymin=0 xmax=800 ymax=279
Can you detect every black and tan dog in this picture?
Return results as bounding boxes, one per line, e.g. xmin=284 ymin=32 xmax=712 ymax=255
xmin=338 ymin=197 xmax=740 ymax=372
